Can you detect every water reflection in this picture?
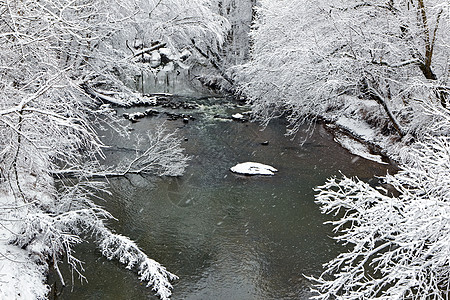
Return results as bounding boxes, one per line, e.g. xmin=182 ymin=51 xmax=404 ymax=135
xmin=53 ymin=97 xmax=395 ymax=299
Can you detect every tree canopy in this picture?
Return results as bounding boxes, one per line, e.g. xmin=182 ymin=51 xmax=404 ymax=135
xmin=237 ymin=0 xmax=449 ymax=137
xmin=0 ymin=0 xmax=228 ymax=298
xmin=237 ymin=0 xmax=450 ymax=298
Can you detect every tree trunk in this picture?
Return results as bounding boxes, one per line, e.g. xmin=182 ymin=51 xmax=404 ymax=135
xmin=364 ymin=80 xmax=406 ymax=137
xmin=415 ymin=1 xmax=447 ymax=108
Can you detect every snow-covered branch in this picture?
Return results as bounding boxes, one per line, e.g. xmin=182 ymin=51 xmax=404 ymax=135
xmin=0 ymin=0 xmax=228 ymax=298
xmin=99 ymin=233 xmax=178 ymax=300
xmin=236 ymin=0 xmax=449 ymax=136
xmin=311 ymin=135 xmax=450 ymax=299
xmin=111 ymin=125 xmax=188 ymax=177
xmin=54 ymin=125 xmax=189 ymax=178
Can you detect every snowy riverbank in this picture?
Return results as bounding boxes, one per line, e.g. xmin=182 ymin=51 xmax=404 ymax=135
xmin=316 ymin=97 xmax=407 ymax=166
xmin=0 ymin=191 xmax=49 ymax=299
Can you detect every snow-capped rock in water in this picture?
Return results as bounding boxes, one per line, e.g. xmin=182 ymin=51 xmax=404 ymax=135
xmin=230 ymin=162 xmax=278 ymax=175
xmin=232 ymin=113 xmax=244 ymax=120
xmin=123 ymin=112 xmax=146 ymax=122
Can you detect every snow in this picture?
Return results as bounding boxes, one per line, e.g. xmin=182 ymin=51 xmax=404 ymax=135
xmin=129 ymin=112 xmax=146 ymax=121
xmin=230 ymin=162 xmax=278 ymax=175
xmin=0 ymin=193 xmax=49 ymax=300
xmin=151 ymin=51 xmax=161 ymax=67
xmin=333 ymin=133 xmax=387 ymax=164
xmin=231 ymin=113 xmax=247 ymax=121
xmin=0 ymin=243 xmax=49 ymax=299
xmin=162 ymin=62 xmax=174 ymax=72
xmin=159 ymin=47 xmax=172 ymax=57
xmin=335 ymin=116 xmax=376 ymax=141
xmin=179 ymin=49 xmax=191 ymax=61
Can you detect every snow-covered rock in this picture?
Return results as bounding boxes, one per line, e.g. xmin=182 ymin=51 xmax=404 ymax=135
xmin=142 ymin=53 xmax=152 ymax=63
xmin=159 ymin=47 xmax=172 ymax=57
xmin=179 ymin=49 xmax=191 ymax=61
xmin=230 ymin=162 xmax=278 ymax=175
xmin=123 ymin=112 xmax=146 ymax=122
xmin=150 ymin=51 xmax=161 ymax=67
xmin=232 ymin=113 xmax=244 ymax=120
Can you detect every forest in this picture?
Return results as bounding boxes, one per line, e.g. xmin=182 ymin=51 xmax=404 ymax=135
xmin=0 ymin=0 xmax=448 ymax=299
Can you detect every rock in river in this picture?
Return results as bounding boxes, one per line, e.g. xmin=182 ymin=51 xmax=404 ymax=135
xmin=230 ymin=162 xmax=278 ymax=176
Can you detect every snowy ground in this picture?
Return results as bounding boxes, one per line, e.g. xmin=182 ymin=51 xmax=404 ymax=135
xmin=321 ymin=97 xmax=401 ymax=165
xmin=0 ymin=192 xmax=49 ymax=299
xmin=332 ymin=132 xmax=387 ymax=164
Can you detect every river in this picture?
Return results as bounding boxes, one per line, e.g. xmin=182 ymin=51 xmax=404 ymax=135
xmin=51 ymin=96 xmax=394 ymax=299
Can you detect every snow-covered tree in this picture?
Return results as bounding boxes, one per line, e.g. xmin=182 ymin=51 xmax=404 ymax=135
xmin=187 ymin=0 xmax=255 ymax=91
xmin=236 ymin=0 xmax=449 ymax=136
xmin=86 ymin=0 xmax=231 ymax=96
xmin=312 ymin=133 xmax=450 ymax=299
xmin=234 ymin=1 xmax=450 ymax=298
xmin=0 ymin=0 xmax=226 ymax=298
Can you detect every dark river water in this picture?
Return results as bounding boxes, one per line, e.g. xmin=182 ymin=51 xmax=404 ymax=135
xmin=53 ymin=97 xmax=394 ymax=299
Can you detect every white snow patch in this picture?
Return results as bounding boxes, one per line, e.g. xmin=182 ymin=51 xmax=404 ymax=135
xmin=230 ymin=162 xmax=278 ymax=175
xmin=0 ymin=193 xmax=49 ymax=300
xmin=150 ymin=51 xmax=161 ymax=67
xmin=180 ymin=49 xmax=191 ymax=60
xmin=334 ymin=133 xmax=387 ymax=164
xmin=232 ymin=113 xmax=244 ymax=120
xmin=162 ymin=61 xmax=174 ymax=72
xmin=159 ymin=47 xmax=172 ymax=56
xmin=336 ymin=116 xmax=376 ymax=141
xmin=0 ymin=244 xmax=49 ymax=300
